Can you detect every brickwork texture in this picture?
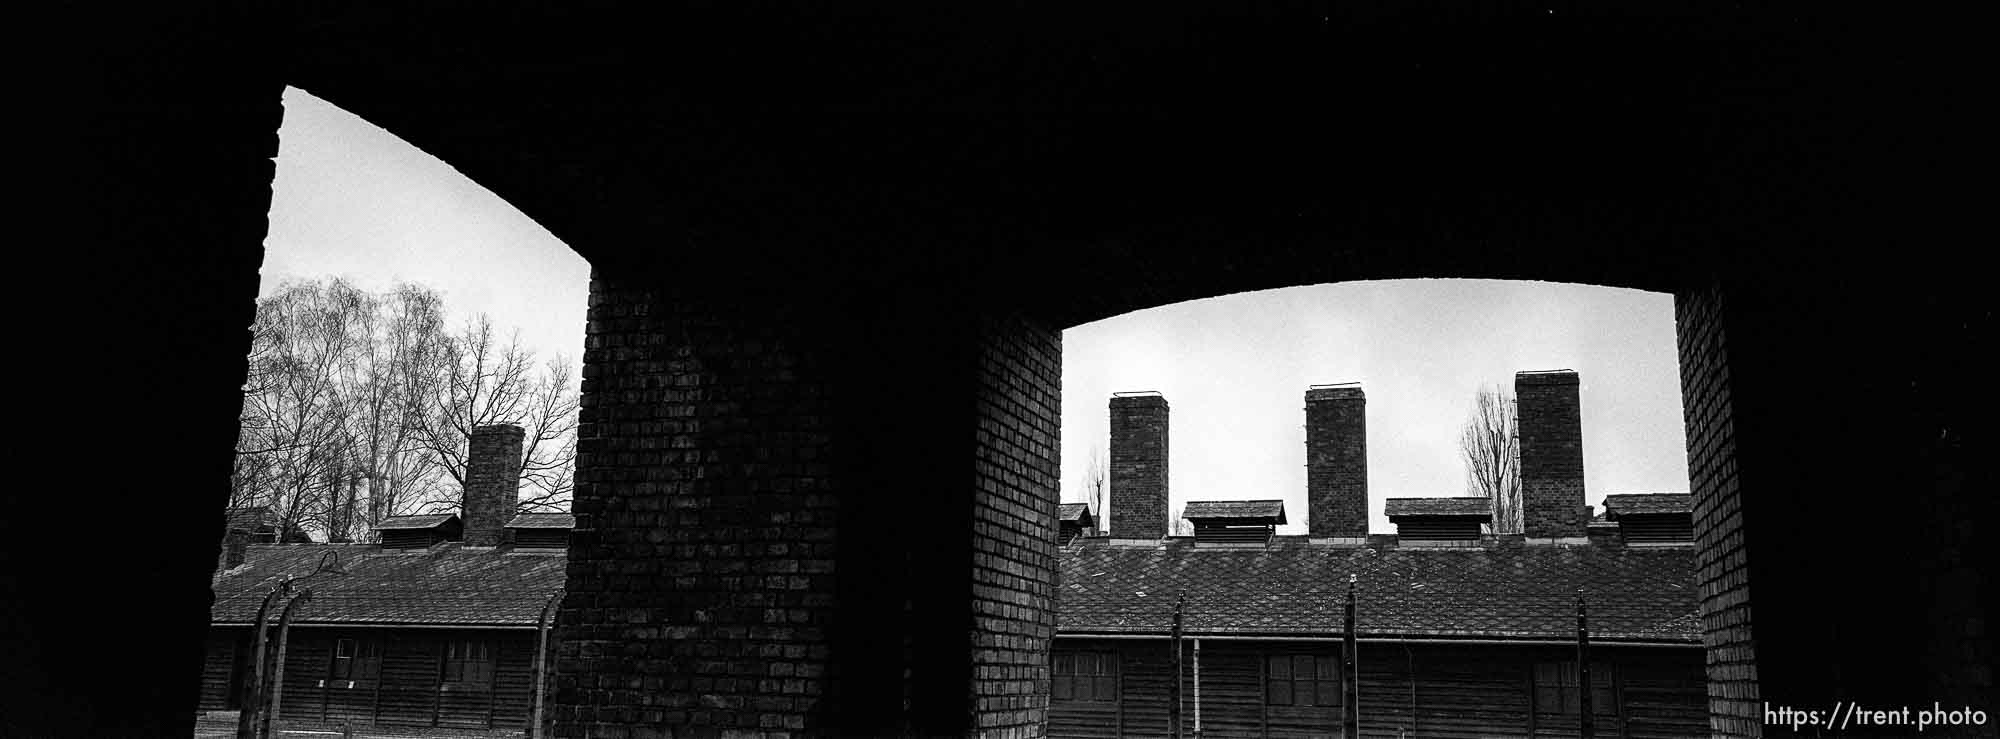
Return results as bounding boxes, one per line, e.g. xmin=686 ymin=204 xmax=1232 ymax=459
xmin=465 ymin=424 xmax=526 ymax=547
xmin=1305 ymin=386 xmax=1368 ymax=538
xmin=1676 ymin=283 xmax=1759 ymax=738
xmin=1517 ymin=371 xmax=1586 ymax=540
xmin=1108 ymin=395 xmax=1169 ymax=540
xmin=969 ymin=314 xmax=1062 ymax=737
xmin=552 ymin=273 xmax=1062 ymax=737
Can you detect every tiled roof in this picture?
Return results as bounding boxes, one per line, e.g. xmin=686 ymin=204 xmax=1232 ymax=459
xmin=1057 ymin=538 xmax=1697 ymax=643
xmin=373 ymin=514 xmax=459 ymax=531
xmin=1182 ymin=500 xmax=1287 ymax=523
xmin=1603 ymin=494 xmax=1694 ymax=518
xmin=1384 ymin=497 xmax=1492 ymax=518
xmin=505 ymin=512 xmax=576 ymax=529
xmin=1058 ymin=503 xmax=1094 ymax=523
xmin=211 ymin=543 xmax=565 ymax=627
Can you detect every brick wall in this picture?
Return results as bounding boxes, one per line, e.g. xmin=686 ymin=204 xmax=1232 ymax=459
xmin=1675 ymin=281 xmax=1759 ymax=738
xmin=465 ymin=424 xmax=525 ymax=547
xmin=1305 ymin=386 xmax=1368 ymax=538
xmin=1516 ymin=371 xmax=1585 ymax=540
xmin=555 ymin=276 xmax=841 ymax=737
xmin=555 ymin=273 xmax=1061 ymax=737
xmin=1108 ymin=395 xmax=1170 ymax=539
xmin=968 ymin=313 xmax=1061 ymax=737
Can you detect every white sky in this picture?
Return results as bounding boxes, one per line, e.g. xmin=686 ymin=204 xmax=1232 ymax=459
xmin=261 ymin=87 xmax=592 ymax=378
xmin=1059 ymin=280 xmax=1687 ymax=534
xmin=267 ymin=87 xmax=1690 ymax=535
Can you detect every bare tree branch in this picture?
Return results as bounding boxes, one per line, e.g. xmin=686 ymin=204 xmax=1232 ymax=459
xmin=232 ymin=280 xmax=578 ymax=542
xmin=1459 ymin=384 xmax=1522 ymax=534
xmin=1069 ymin=446 xmax=1108 ymax=537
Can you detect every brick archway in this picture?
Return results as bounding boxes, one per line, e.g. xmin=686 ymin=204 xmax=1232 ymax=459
xmin=40 ymin=3 xmax=1986 ymax=737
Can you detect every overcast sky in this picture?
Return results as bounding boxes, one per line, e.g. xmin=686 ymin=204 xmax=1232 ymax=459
xmin=267 ymin=87 xmax=1689 ymax=534
xmin=261 ymin=88 xmax=592 ymax=377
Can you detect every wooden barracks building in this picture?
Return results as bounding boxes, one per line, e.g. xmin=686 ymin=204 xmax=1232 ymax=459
xmin=201 ymin=372 xmax=1703 ymax=737
xmin=198 ymin=425 xmax=571 ymax=735
xmin=1049 ymin=371 xmax=1707 ymax=738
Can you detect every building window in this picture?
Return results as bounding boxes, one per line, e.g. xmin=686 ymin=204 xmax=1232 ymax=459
xmin=1532 ymin=661 xmax=1617 ymax=721
xmin=332 ymin=639 xmax=381 ymax=680
xmin=1266 ymin=654 xmax=1340 ymax=707
xmin=1052 ymin=651 xmax=1117 ymax=702
xmin=442 ymin=640 xmax=494 ymax=684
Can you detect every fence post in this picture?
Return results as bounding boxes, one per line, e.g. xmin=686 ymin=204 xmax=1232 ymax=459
xmin=1192 ymin=637 xmax=1202 ymax=739
xmin=260 ymin=588 xmax=312 ymax=739
xmin=1577 ymin=589 xmax=1593 ymax=739
xmin=1170 ymin=590 xmax=1185 ymax=738
xmin=238 ymin=578 xmax=292 ymax=739
xmin=530 ymin=588 xmax=565 ymax=739
xmin=1344 ymin=574 xmax=1358 ymax=739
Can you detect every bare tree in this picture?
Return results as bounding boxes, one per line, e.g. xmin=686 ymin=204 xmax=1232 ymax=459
xmin=234 ymin=278 xmax=368 ymax=541
xmin=332 ymin=283 xmax=452 ymax=541
xmin=1460 ymin=384 xmax=1522 ymax=534
xmin=410 ymin=316 xmax=578 ymax=516
xmin=233 ymin=281 xmax=577 ymax=541
xmin=1072 ymin=446 xmax=1108 ymax=536
xmin=515 ymin=356 xmax=580 ymax=512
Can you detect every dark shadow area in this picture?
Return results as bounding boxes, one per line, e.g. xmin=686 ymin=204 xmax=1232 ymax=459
xmin=32 ymin=1 xmax=1988 ymax=736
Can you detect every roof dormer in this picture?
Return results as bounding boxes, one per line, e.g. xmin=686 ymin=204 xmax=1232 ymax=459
xmin=1602 ymin=494 xmax=1694 ymax=545
xmin=1183 ymin=499 xmax=1286 ymax=546
xmin=1057 ymin=503 xmax=1097 ymax=546
xmin=1385 ymin=497 xmax=1491 ymax=542
xmin=373 ymin=514 xmax=462 ymax=550
xmin=504 ymin=512 xmax=575 ymax=550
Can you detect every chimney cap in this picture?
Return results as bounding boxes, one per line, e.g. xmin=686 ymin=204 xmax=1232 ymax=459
xmin=1111 ymin=390 xmax=1164 ymax=398
xmin=1515 ymin=369 xmax=1580 ymax=385
xmin=1306 ymin=383 xmax=1365 ymax=400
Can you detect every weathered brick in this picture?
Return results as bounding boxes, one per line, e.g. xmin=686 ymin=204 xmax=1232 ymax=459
xmin=1305 ymin=385 xmax=1367 ymax=538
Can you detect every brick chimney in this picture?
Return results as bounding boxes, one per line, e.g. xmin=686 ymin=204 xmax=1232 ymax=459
xmin=464 ymin=424 xmax=526 ymax=547
xmin=1305 ymin=384 xmax=1368 ymax=539
xmin=1516 ymin=370 xmax=1586 ymax=539
xmin=1109 ymin=393 xmax=1169 ymax=540
xmin=223 ymin=528 xmax=248 ymax=570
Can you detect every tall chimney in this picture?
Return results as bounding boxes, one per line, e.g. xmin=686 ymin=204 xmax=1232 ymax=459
xmin=1109 ymin=393 xmax=1170 ymax=540
xmin=223 ymin=528 xmax=248 ymax=570
xmin=1305 ymin=384 xmax=1368 ymax=539
xmin=1517 ymin=370 xmax=1586 ymax=539
xmin=464 ymin=424 xmax=526 ymax=547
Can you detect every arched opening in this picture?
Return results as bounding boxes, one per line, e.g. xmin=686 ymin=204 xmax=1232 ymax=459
xmin=1047 ymin=279 xmax=1701 ymax=737
xmin=195 ymin=87 xmax=590 ymax=737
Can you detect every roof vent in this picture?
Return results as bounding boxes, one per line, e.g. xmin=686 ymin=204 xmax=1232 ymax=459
xmin=1602 ymin=494 xmax=1694 ymax=545
xmin=1183 ymin=500 xmax=1286 ymax=545
xmin=504 ymin=512 xmax=576 ymax=550
xmin=1385 ymin=497 xmax=1492 ymax=541
xmin=1057 ymin=503 xmax=1097 ymax=546
xmin=224 ymin=506 xmax=312 ymax=544
xmin=373 ymin=514 xmax=462 ymax=550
